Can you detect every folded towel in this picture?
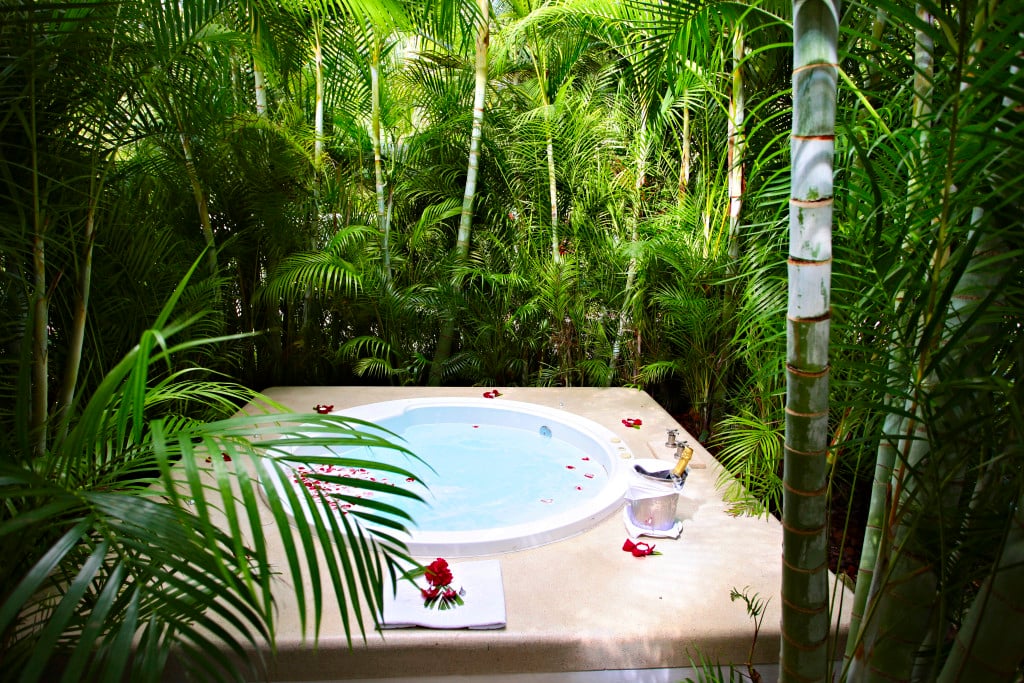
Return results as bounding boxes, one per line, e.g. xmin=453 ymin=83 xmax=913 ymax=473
xmin=381 ymin=559 xmax=506 ymax=630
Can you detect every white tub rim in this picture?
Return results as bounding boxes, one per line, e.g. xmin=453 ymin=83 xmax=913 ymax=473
xmin=272 ymin=396 xmax=634 ymax=557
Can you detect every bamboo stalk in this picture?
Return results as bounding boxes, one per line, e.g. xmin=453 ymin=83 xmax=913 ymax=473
xmin=430 ymin=0 xmax=489 ymax=386
xmin=781 ymin=2 xmax=839 ymax=681
xmin=371 ymin=42 xmax=392 ymax=283
xmin=313 ymin=19 xmax=325 ymax=165
xmin=29 ymin=38 xmax=48 ymax=458
xmin=937 ymin=493 xmax=1024 ymax=683
xmin=727 ymin=25 xmax=745 ymax=274
xmin=180 ymin=132 xmax=217 ymax=275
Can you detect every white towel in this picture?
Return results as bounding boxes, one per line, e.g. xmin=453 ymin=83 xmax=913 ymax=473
xmin=381 ymin=559 xmax=506 ymax=630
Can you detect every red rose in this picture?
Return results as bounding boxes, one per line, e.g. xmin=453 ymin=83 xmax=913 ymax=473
xmin=631 ymin=541 xmax=655 ymax=557
xmin=622 ymin=538 xmax=657 ymax=557
xmin=425 ymin=558 xmax=453 ymax=587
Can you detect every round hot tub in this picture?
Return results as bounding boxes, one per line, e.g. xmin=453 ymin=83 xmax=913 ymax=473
xmin=272 ymin=397 xmax=633 ymax=556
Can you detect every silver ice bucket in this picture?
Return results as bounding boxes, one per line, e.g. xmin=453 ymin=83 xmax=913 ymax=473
xmin=625 ymin=485 xmax=679 ymax=531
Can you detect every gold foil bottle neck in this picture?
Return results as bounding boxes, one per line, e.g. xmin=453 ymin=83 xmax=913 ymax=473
xmin=671 ymin=446 xmax=694 ymax=477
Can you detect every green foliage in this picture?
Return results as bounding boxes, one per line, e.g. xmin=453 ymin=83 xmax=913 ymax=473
xmin=2 ymin=0 xmax=1021 ymax=679
xmin=713 ymin=409 xmax=783 ymax=517
xmin=0 ymin=264 xmax=418 ymax=681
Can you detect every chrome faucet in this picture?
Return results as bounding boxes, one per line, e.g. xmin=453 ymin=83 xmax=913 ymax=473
xmin=665 ymin=429 xmax=679 ymax=447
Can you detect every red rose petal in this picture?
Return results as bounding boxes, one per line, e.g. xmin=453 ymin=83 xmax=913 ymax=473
xmin=566 ymin=465 xmax=575 ymax=469
xmin=584 ymin=473 xmax=595 ymax=479
xmin=581 ymin=457 xmax=590 ymax=461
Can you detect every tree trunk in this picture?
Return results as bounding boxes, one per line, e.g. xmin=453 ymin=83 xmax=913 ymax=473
xmin=727 ymin=26 xmax=745 ymax=273
xmin=180 ymin=133 xmax=218 ymax=275
xmin=678 ymin=105 xmax=690 ymax=203
xmin=937 ymin=492 xmax=1024 ymax=683
xmin=254 ymin=62 xmax=268 ymax=117
xmin=55 ymin=197 xmax=98 ymax=441
xmin=780 ymin=3 xmax=839 ymax=682
xmin=608 ymin=114 xmax=649 ymax=382
xmin=31 ymin=220 xmax=48 ymax=459
xmin=251 ymin=10 xmax=268 ymax=116
xmin=843 ymin=362 xmax=902 ymax=665
xmin=906 ymin=5 xmax=934 ymax=215
xmin=313 ymin=26 xmax=324 ymax=165
xmin=371 ymin=43 xmax=392 ymax=283
xmin=429 ymin=0 xmax=489 ymax=386
xmin=546 ymin=132 xmax=559 ymax=262
xmin=529 ymin=38 xmax=559 ymax=263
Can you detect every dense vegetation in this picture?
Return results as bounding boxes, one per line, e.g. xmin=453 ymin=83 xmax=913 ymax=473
xmin=0 ymin=0 xmax=1020 ymax=681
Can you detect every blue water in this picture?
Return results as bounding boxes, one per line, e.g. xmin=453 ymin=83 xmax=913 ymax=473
xmin=309 ymin=421 xmax=609 ymax=532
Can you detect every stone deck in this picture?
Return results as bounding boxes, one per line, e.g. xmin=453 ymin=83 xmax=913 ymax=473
xmin=193 ymin=386 xmax=850 ymax=681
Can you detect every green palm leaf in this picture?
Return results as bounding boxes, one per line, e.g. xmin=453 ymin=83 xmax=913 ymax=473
xmin=0 ymin=262 xmax=419 ymax=681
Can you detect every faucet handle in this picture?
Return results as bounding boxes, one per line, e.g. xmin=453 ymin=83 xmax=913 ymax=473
xmin=665 ymin=429 xmax=679 ymax=447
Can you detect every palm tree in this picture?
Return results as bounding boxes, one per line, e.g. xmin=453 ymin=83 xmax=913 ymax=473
xmin=0 ymin=3 xmax=421 ymax=679
xmin=0 ymin=263 xmax=419 ymax=681
xmin=779 ymin=1 xmax=839 ymax=680
xmin=774 ymin=0 xmax=1024 ymax=680
xmin=428 ymin=0 xmax=493 ymax=385
xmin=494 ymin=0 xmax=592 ymax=263
xmin=835 ymin=2 xmax=1024 ymax=680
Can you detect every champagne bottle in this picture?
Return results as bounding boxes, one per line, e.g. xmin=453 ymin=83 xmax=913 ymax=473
xmin=671 ymin=445 xmax=694 ymax=478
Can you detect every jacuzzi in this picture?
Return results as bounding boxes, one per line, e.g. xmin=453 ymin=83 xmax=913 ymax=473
xmin=269 ymin=397 xmax=633 ymax=556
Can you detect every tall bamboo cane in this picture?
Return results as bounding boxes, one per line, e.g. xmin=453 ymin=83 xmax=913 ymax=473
xmin=429 ymin=0 xmax=490 ymax=385
xmin=937 ymin=492 xmax=1024 ymax=683
xmin=370 ymin=36 xmax=392 ymax=283
xmin=845 ymin=6 xmax=938 ymax=670
xmin=726 ymin=24 xmax=745 ymax=274
xmin=781 ymin=1 xmax=839 ymax=681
